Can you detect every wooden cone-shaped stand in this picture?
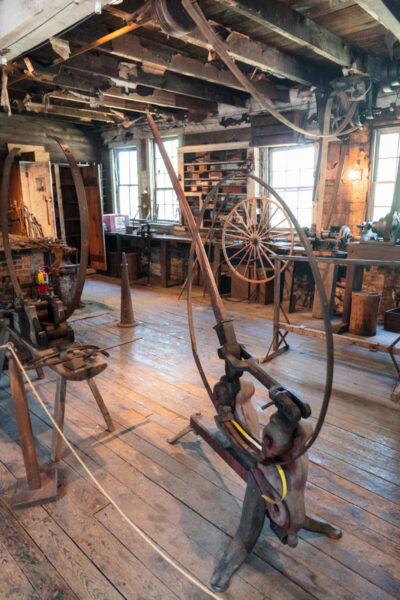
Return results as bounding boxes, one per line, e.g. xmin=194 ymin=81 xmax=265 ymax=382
xmin=118 ymin=252 xmax=137 ymax=328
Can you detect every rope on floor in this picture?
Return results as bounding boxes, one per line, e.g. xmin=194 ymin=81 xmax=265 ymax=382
xmin=2 ymin=343 xmax=223 ymax=600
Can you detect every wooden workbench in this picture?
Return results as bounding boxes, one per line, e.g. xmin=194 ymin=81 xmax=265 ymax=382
xmin=105 ymin=231 xmax=192 ymax=287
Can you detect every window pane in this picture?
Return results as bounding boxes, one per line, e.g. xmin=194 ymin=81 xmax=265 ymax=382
xmin=119 ymin=187 xmax=130 ymax=215
xmin=374 ymin=182 xmax=394 ymax=206
xmin=154 ymin=137 xmax=179 ymax=221
xmin=269 ymin=145 xmax=315 ymax=227
xmin=376 ymin=158 xmax=398 ymax=181
xmin=118 ymin=151 xmax=130 ymax=185
xmin=378 ymin=133 xmax=400 ymax=158
xmin=130 ymin=186 xmax=139 ymax=217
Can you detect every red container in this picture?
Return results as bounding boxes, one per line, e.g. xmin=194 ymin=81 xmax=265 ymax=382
xmin=103 ymin=214 xmax=129 ymax=232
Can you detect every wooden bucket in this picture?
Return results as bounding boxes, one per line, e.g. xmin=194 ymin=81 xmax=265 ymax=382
xmin=349 ymin=291 xmax=381 ymax=336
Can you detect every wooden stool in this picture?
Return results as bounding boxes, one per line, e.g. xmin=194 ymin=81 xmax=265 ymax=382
xmin=51 ymin=375 xmax=114 ymax=463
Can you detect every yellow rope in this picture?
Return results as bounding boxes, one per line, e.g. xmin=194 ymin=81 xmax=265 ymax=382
xmin=3 ymin=343 xmax=222 ymax=600
xmin=261 ymin=464 xmax=287 ymax=505
xmin=231 ymin=419 xmax=287 ymax=504
xmin=231 ymin=419 xmax=262 ymax=450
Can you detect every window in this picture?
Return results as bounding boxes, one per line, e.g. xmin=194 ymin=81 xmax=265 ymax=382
xmin=268 ymin=145 xmax=315 ymax=228
xmin=153 ymin=136 xmax=179 ymax=221
xmin=115 ymin=148 xmax=139 ymax=218
xmin=370 ymin=129 xmax=400 ymax=221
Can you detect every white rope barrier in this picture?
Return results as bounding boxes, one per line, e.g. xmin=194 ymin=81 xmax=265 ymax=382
xmin=1 ymin=342 xmax=222 ymax=600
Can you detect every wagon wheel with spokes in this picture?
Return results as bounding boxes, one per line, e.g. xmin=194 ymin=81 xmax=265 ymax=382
xmin=222 ymin=196 xmax=294 ymax=284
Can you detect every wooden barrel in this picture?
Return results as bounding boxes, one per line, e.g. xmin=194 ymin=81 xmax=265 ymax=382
xmin=349 ymin=291 xmax=381 ymax=336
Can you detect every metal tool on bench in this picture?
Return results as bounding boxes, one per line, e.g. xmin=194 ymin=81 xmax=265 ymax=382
xmin=148 ymin=114 xmax=341 ymax=593
xmin=0 ymin=138 xmax=114 ymax=508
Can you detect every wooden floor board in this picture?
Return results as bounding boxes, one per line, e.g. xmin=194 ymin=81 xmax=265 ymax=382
xmin=0 ymin=276 xmax=399 ymax=600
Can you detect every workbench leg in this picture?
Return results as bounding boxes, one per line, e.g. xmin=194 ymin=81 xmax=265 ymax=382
xmin=51 ymin=375 xmax=67 ymax=463
xmin=211 ymin=471 xmax=266 ymax=592
xmin=87 ymin=378 xmax=115 ymax=432
xmin=303 ymin=514 xmax=342 ymax=539
xmin=161 ymin=240 xmax=168 ymax=287
xmin=8 ymin=351 xmax=57 ymax=508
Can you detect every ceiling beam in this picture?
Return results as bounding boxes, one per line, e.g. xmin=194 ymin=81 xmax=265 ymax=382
xmin=43 ymin=90 xmax=165 ymax=115
xmin=110 ymin=33 xmax=289 ymax=102
xmin=175 ymin=27 xmax=333 ymax=86
xmin=27 ymin=63 xmax=218 ymax=114
xmin=215 ymin=0 xmax=352 ymax=66
xmin=18 ymin=100 xmax=122 ymax=122
xmin=353 ymin=0 xmax=400 ymax=42
xmin=36 ymin=50 xmax=246 ymax=107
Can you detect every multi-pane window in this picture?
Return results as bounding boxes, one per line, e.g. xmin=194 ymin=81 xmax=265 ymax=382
xmin=370 ymin=130 xmax=400 ymax=221
xmin=153 ymin=137 xmax=179 ymax=221
xmin=268 ymin=145 xmax=315 ymax=227
xmin=115 ymin=148 xmax=139 ymax=218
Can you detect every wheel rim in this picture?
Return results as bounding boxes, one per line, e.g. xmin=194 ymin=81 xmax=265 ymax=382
xmin=222 ymin=196 xmax=294 ymax=284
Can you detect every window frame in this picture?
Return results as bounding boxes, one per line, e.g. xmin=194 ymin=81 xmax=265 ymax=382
xmin=152 ymin=135 xmax=179 ymax=223
xmin=368 ymin=126 xmax=400 ymax=221
xmin=114 ymin=146 xmax=139 ymax=219
xmin=266 ymin=143 xmax=316 ymax=229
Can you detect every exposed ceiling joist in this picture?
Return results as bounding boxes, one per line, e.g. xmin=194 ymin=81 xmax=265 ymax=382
xmin=18 ymin=65 xmax=217 ymax=115
xmin=19 ymin=100 xmax=122 ymax=122
xmin=36 ymin=50 xmax=246 ymax=107
xmin=215 ymin=0 xmax=352 ymax=66
xmin=353 ymin=0 xmax=400 ymax=42
xmin=111 ymin=33 xmax=289 ymax=102
xmin=145 ymin=24 xmax=329 ymax=87
xmin=44 ymin=90 xmax=164 ymax=115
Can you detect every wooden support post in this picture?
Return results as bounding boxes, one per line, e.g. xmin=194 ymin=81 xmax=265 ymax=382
xmin=281 ymin=262 xmax=295 ymax=314
xmin=273 ymin=259 xmax=281 ymax=353
xmin=8 ymin=351 xmax=58 ymax=508
xmin=87 ymin=377 xmax=115 ymax=432
xmin=0 ymin=324 xmax=10 ymax=373
xmin=160 ymin=240 xmax=168 ymax=288
xmin=51 ymin=375 xmax=67 ymax=463
xmin=312 ymin=263 xmax=338 ymax=319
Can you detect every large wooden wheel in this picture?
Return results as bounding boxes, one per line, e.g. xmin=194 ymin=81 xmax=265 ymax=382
xmin=222 ymin=196 xmax=294 ymax=284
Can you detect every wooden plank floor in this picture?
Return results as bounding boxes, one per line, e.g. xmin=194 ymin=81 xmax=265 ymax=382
xmin=0 ymin=275 xmax=400 ymax=600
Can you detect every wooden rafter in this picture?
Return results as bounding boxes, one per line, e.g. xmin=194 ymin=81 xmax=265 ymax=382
xmin=354 ymin=0 xmax=400 ymax=42
xmin=215 ymin=0 xmax=352 ymax=67
xmin=111 ymin=33 xmax=289 ymax=102
xmin=32 ymin=51 xmax=245 ymax=107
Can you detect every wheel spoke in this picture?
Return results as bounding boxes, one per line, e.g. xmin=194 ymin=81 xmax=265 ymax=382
xmin=224 ymin=241 xmax=246 ymax=248
xmin=234 ymin=209 xmax=253 ymax=235
xmin=236 ymin=244 xmax=252 ymax=269
xmin=256 ymin=200 xmax=268 ymax=235
xmin=256 ymin=246 xmax=267 ymax=280
xmin=226 ymin=221 xmax=251 ymax=238
xmin=225 ymin=229 xmax=249 ymax=240
xmin=262 ymin=217 xmax=287 ymax=237
xmin=227 ymin=244 xmax=248 ymax=262
xmin=259 ymin=245 xmax=275 ymax=269
xmin=260 ymin=241 xmax=277 ymax=255
xmin=243 ymin=202 xmax=255 ymax=233
xmin=244 ymin=246 xmax=254 ymax=276
xmin=267 ymin=228 xmax=290 ymax=238
xmin=258 ymin=207 xmax=278 ymax=237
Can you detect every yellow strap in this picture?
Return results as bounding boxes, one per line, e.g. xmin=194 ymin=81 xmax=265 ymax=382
xmin=231 ymin=419 xmax=262 ymax=451
xmin=230 ymin=420 xmax=287 ymax=505
xmin=261 ymin=464 xmax=287 ymax=505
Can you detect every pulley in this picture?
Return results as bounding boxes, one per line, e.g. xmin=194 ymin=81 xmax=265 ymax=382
xmin=151 ymin=0 xmax=195 ymax=37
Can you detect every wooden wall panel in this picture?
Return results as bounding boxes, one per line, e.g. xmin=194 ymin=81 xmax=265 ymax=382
xmin=320 ymin=129 xmax=370 ymax=234
xmin=0 ymin=113 xmax=100 ymax=164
